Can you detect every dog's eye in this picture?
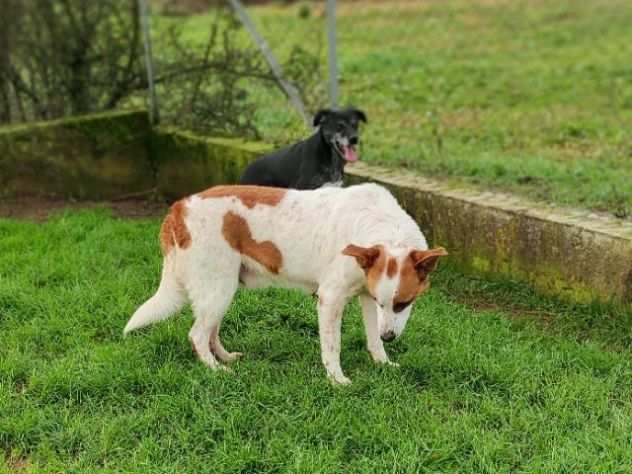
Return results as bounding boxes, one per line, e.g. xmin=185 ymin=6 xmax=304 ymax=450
xmin=393 ymin=299 xmax=413 ymax=313
xmin=337 ymin=123 xmax=345 ymax=131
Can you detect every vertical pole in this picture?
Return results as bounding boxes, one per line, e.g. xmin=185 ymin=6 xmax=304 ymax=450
xmin=227 ymin=0 xmax=311 ymax=129
xmin=326 ymin=0 xmax=338 ymax=108
xmin=137 ymin=0 xmax=159 ymax=124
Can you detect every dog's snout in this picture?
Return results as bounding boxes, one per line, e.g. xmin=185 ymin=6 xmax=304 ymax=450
xmin=349 ymin=136 xmax=359 ymax=146
xmin=381 ymin=331 xmax=396 ymax=343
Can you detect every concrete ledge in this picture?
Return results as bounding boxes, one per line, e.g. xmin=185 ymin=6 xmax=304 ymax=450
xmin=346 ymin=162 xmax=632 ymax=306
xmin=0 ymin=110 xmax=154 ymax=200
xmin=150 ymin=127 xmax=272 ymax=200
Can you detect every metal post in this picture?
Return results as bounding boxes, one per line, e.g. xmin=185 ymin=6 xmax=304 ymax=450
xmin=138 ymin=0 xmax=159 ymax=124
xmin=227 ymin=0 xmax=311 ymax=129
xmin=326 ymin=0 xmax=338 ymax=108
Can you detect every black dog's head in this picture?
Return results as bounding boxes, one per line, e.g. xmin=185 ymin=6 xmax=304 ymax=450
xmin=313 ymin=107 xmax=367 ymax=163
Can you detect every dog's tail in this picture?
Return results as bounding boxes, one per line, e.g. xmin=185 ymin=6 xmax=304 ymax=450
xmin=124 ymin=254 xmax=186 ymax=335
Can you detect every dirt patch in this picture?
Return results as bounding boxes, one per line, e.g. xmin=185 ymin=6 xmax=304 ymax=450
xmin=452 ymin=294 xmax=557 ymax=329
xmin=0 ymin=196 xmax=168 ymax=221
xmin=3 ymin=452 xmax=29 ymax=473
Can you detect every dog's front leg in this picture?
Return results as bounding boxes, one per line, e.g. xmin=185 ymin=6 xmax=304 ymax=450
xmin=317 ymin=290 xmax=350 ymax=385
xmin=359 ymin=294 xmax=398 ymax=366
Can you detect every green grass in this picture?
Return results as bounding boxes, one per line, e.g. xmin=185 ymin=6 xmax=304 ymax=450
xmin=2 ymin=210 xmax=632 ymax=472
xmin=163 ymin=0 xmax=632 ymax=218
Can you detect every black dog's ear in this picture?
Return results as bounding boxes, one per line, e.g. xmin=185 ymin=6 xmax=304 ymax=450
xmin=354 ymin=109 xmax=367 ymax=123
xmin=313 ymin=109 xmax=331 ymax=127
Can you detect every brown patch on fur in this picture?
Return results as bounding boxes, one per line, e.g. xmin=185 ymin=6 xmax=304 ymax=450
xmin=410 ymin=247 xmax=449 ymax=277
xmin=365 ymin=248 xmax=387 ymax=297
xmin=342 ymin=244 xmax=386 ymax=298
xmin=222 ymin=211 xmax=282 ymax=274
xmin=160 ymin=199 xmax=191 ymax=254
xmin=199 ymin=185 xmax=286 ymax=209
xmin=342 ymin=244 xmax=382 ymax=270
xmin=342 ymin=244 xmax=385 ymax=297
xmin=396 ymin=247 xmax=449 ymax=305
xmin=386 ymin=257 xmax=398 ymax=278
xmin=395 ymin=257 xmax=427 ymax=306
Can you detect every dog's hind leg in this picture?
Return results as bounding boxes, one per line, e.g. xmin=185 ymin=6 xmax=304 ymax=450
xmin=210 ymin=320 xmax=243 ymax=364
xmin=186 ymin=266 xmax=240 ymax=370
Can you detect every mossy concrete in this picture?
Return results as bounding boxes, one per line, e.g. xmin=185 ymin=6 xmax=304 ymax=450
xmin=0 ymin=111 xmax=271 ymax=201
xmin=150 ymin=127 xmax=272 ymax=200
xmin=0 ymin=110 xmax=154 ymax=200
xmin=346 ymin=162 xmax=632 ymax=307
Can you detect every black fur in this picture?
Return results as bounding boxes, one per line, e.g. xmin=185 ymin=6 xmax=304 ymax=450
xmin=239 ymin=107 xmax=367 ymax=190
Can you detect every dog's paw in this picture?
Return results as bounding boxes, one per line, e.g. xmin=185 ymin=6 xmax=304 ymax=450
xmin=329 ymin=374 xmax=352 ymax=386
xmin=221 ymin=351 xmax=244 ymax=364
xmin=370 ymin=352 xmax=398 ymax=366
xmin=198 ymin=354 xmax=231 ymax=372
xmin=210 ymin=363 xmax=233 ymax=373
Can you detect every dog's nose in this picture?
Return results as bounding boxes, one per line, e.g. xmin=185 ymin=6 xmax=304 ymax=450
xmin=349 ymin=136 xmax=359 ymax=146
xmin=381 ymin=331 xmax=396 ymax=343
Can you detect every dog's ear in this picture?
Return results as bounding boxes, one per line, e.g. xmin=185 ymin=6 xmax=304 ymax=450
xmin=353 ymin=109 xmax=367 ymax=124
xmin=409 ymin=247 xmax=448 ymax=278
xmin=342 ymin=244 xmax=381 ymax=271
xmin=313 ymin=109 xmax=331 ymax=127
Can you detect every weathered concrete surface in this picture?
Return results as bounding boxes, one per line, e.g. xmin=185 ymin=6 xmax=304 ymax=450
xmin=0 ymin=110 xmax=154 ymax=200
xmin=346 ymin=162 xmax=632 ymax=307
xmin=151 ymin=127 xmax=272 ymax=200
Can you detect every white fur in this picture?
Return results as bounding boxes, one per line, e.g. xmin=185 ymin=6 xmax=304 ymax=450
xmin=124 ymin=183 xmax=429 ymax=384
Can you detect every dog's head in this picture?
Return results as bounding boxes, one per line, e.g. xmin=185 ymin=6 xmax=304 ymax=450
xmin=343 ymin=245 xmax=448 ymax=342
xmin=313 ymin=107 xmax=367 ymax=163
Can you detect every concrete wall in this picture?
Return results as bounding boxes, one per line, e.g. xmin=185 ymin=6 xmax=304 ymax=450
xmin=0 ymin=110 xmax=154 ymax=200
xmin=0 ymin=112 xmax=269 ymax=201
xmin=150 ymin=126 xmax=271 ymax=200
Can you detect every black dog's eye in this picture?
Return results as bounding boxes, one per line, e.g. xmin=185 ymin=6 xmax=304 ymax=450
xmin=337 ymin=122 xmax=345 ymax=131
xmin=393 ymin=299 xmax=413 ymax=313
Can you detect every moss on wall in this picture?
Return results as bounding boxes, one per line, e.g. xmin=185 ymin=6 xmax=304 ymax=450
xmin=0 ymin=111 xmax=271 ymax=201
xmin=0 ymin=110 xmax=154 ymax=200
xmin=150 ymin=126 xmax=272 ymax=200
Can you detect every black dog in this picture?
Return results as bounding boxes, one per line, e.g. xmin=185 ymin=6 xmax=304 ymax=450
xmin=239 ymin=107 xmax=367 ymax=189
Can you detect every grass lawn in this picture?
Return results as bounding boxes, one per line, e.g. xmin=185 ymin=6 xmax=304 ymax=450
xmin=165 ymin=0 xmax=632 ymax=219
xmin=2 ymin=209 xmax=632 ymax=472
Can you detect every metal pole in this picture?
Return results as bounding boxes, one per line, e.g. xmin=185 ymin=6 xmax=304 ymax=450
xmin=326 ymin=0 xmax=338 ymax=107
xmin=227 ymin=0 xmax=311 ymax=129
xmin=138 ymin=0 xmax=159 ymax=124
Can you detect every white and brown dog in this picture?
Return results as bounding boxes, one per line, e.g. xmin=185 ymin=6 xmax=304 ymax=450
xmin=124 ymin=183 xmax=447 ymax=384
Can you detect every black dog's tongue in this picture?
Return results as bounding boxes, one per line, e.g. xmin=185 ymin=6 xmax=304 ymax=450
xmin=343 ymin=145 xmax=358 ymax=163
